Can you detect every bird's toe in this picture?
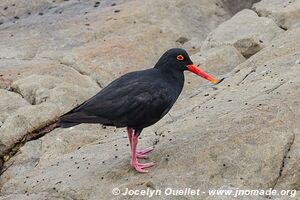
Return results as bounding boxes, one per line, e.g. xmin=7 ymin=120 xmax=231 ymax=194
xmin=135 ymin=167 xmax=149 ymax=173
xmin=137 ymin=146 xmax=154 ymax=155
xmin=138 ymin=162 xmax=155 ymax=168
xmin=137 ymin=153 xmax=149 ymax=159
xmin=131 ymin=162 xmax=155 ymax=173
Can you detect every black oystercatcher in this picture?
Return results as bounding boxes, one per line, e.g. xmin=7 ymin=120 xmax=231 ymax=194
xmin=58 ymin=48 xmax=217 ymax=172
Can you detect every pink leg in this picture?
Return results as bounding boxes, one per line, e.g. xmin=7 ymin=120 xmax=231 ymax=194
xmin=127 ymin=128 xmax=153 ymax=159
xmin=127 ymin=128 xmax=133 ymax=149
xmin=130 ymin=130 xmax=154 ymax=173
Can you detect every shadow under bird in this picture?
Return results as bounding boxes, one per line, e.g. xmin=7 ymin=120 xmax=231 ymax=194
xmin=58 ymin=48 xmax=217 ymax=173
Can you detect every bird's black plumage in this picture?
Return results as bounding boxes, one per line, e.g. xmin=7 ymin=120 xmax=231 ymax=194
xmin=58 ymin=48 xmax=218 ymax=173
xmin=58 ymin=48 xmax=193 ymax=130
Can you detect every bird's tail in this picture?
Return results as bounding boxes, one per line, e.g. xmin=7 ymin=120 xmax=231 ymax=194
xmin=58 ymin=112 xmax=103 ymax=128
xmin=58 ymin=121 xmax=80 ymax=128
xmin=58 ymin=112 xmax=83 ymax=128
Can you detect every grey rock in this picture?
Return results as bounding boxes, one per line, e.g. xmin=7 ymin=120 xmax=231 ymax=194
xmin=253 ymin=0 xmax=300 ymax=30
xmin=224 ymin=0 xmax=261 ymax=14
xmin=0 ymin=102 xmax=60 ymax=152
xmin=0 ymin=89 xmax=29 ymax=123
xmin=201 ymin=9 xmax=284 ymax=58
xmin=0 ymin=0 xmax=233 ymax=86
xmin=0 ymin=192 xmax=73 ymax=200
xmin=11 ymin=71 xmax=99 ymax=105
xmin=191 ymin=46 xmax=246 ymax=76
xmin=1 ymin=24 xmax=300 ymax=200
xmin=0 ymin=1 xmax=299 ymax=200
xmin=0 ymin=83 xmax=98 ymax=156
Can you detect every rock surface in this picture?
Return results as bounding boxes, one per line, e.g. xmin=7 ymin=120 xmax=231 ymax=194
xmin=0 ymin=89 xmax=29 ymax=123
xmin=0 ymin=0 xmax=299 ymax=200
xmin=253 ymin=0 xmax=300 ymax=30
xmin=201 ymin=9 xmax=284 ymax=58
xmin=191 ymin=45 xmax=246 ymax=76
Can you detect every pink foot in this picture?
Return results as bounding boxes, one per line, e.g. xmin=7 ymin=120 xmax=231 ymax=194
xmin=128 ymin=129 xmax=155 ymax=173
xmin=131 ymin=161 xmax=155 ymax=173
xmin=137 ymin=146 xmax=154 ymax=155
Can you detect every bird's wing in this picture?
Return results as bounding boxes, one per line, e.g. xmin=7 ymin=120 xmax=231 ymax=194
xmin=59 ymin=70 xmax=174 ymax=128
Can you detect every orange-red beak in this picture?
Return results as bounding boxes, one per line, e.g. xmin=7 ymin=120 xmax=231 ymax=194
xmin=187 ymin=64 xmax=217 ymax=84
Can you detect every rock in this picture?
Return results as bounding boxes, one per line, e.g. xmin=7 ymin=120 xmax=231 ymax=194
xmin=0 ymin=140 xmax=42 ymax=188
xmin=0 ymin=103 xmax=60 ymax=151
xmin=0 ymin=59 xmax=99 ymax=90
xmin=191 ymin=46 xmax=246 ymax=76
xmin=0 ymin=192 xmax=73 ymax=200
xmin=1 ymin=24 xmax=300 ymax=200
xmin=0 ymin=0 xmax=300 ymax=199
xmin=176 ymin=36 xmax=189 ymax=44
xmin=206 ymin=196 xmax=266 ymax=200
xmin=253 ymin=0 xmax=300 ymax=30
xmin=273 ymin=128 xmax=300 ymax=191
xmin=201 ymin=9 xmax=284 ymax=58
xmin=223 ymin=0 xmax=261 ymax=14
xmin=0 ymin=124 xmax=104 ymax=187
xmin=181 ymin=45 xmax=245 ymax=97
xmin=0 ymin=89 xmax=29 ymax=123
xmin=0 ymin=61 xmax=99 ymax=158
xmin=0 ymin=83 xmax=98 ymax=156
xmin=11 ymin=75 xmax=62 ymax=105
xmin=0 ymin=0 xmax=234 ymax=86
xmin=43 ymin=84 xmax=99 ymax=112
xmin=11 ymin=74 xmax=98 ymax=107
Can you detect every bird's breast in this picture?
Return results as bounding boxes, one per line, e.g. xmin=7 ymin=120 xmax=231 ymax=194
xmin=164 ymin=71 xmax=185 ymax=99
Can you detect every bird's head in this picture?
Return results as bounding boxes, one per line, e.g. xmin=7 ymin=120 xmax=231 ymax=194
xmin=154 ymin=48 xmax=217 ymax=84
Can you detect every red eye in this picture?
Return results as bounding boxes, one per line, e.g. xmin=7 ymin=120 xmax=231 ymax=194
xmin=176 ymin=55 xmax=184 ymax=61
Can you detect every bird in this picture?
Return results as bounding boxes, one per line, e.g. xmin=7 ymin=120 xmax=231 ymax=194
xmin=58 ymin=48 xmax=217 ymax=173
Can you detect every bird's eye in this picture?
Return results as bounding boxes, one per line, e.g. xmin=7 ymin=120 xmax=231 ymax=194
xmin=176 ymin=55 xmax=184 ymax=61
